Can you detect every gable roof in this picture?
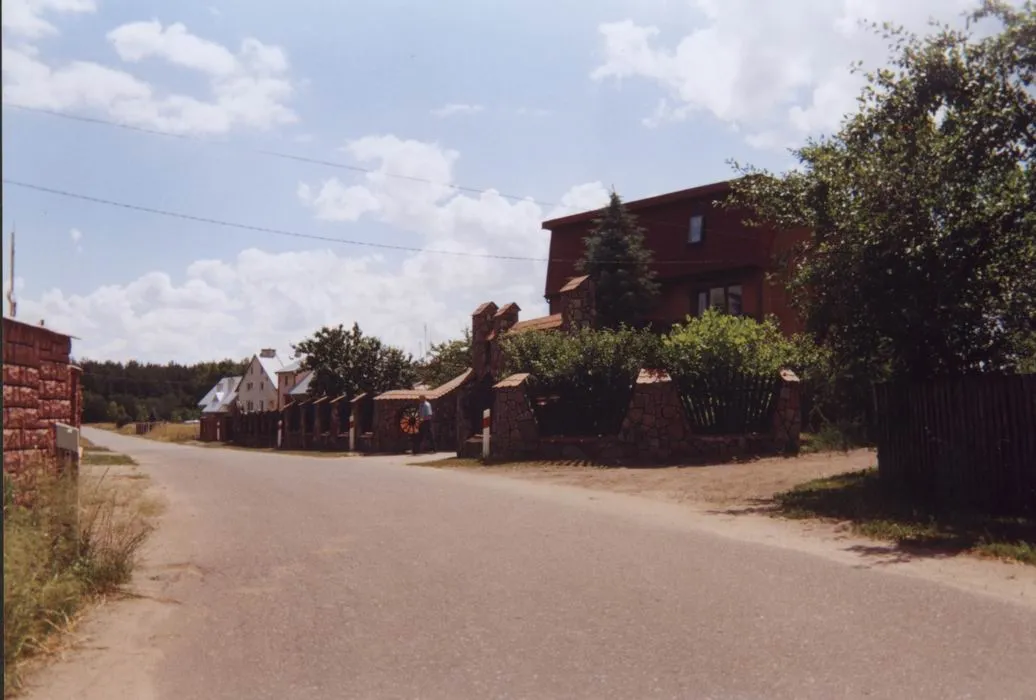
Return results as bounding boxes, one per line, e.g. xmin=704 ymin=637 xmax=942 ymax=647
xmin=200 ymin=376 xmax=242 ymax=414
xmin=277 ymin=358 xmax=302 ymax=374
xmin=253 ymin=352 xmax=284 ymax=383
xmin=288 ymin=370 xmax=314 ymax=396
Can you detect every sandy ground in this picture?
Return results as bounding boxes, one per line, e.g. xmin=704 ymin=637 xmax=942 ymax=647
xmin=426 ymin=449 xmax=877 ymax=508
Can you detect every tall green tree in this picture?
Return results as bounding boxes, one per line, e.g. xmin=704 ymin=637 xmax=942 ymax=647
xmin=576 ymin=191 xmax=661 ymax=329
xmin=728 ymin=1 xmax=1035 ymax=389
xmin=291 ymin=323 xmax=418 ymax=399
xmin=416 ymin=329 xmax=472 ymax=388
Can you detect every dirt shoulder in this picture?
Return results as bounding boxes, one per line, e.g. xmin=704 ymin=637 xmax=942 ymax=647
xmin=419 ymin=449 xmax=877 ymax=508
xmin=414 ymin=449 xmax=1036 ymax=608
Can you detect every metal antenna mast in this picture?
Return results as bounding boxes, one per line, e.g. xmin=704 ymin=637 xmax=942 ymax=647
xmin=6 ymin=223 xmax=16 ymax=317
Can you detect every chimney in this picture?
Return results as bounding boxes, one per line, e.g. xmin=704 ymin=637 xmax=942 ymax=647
xmin=260 ymin=348 xmax=276 ymax=358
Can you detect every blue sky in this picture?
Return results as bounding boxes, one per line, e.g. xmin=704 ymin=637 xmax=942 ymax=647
xmin=1 ymin=0 xmax=989 ymax=363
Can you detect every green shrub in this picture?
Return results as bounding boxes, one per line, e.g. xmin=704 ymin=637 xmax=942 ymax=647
xmin=502 ymin=326 xmax=661 ymax=435
xmin=662 ymin=309 xmax=813 ymax=380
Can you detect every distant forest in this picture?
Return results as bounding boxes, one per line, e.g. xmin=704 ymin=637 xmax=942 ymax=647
xmin=78 ymin=358 xmax=249 ymax=425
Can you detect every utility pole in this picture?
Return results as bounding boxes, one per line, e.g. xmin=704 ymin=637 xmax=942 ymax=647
xmin=6 ymin=223 xmax=16 ymax=318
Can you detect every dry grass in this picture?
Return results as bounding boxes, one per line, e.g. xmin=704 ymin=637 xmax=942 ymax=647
xmin=138 ymin=423 xmax=199 ymax=443
xmin=87 ymin=422 xmax=199 ymax=443
xmin=3 ymin=451 xmax=159 ymax=696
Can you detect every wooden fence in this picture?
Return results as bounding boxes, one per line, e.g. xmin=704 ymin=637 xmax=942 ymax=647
xmin=873 ymin=374 xmax=1036 ymax=516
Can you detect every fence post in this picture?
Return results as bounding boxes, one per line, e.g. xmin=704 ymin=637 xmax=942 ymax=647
xmin=277 ymin=419 xmax=283 ymax=449
xmin=482 ymin=408 xmax=491 ymax=459
xmin=349 ymin=412 xmax=356 ymax=452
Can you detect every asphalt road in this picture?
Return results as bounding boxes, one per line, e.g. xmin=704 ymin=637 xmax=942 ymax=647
xmin=29 ymin=429 xmax=1036 ymax=699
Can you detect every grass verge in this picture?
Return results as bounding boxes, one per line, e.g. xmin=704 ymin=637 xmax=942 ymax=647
xmin=87 ymin=422 xmax=199 ymax=443
xmin=774 ymin=469 xmax=1036 ymax=565
xmin=3 ymin=450 xmax=158 ymax=696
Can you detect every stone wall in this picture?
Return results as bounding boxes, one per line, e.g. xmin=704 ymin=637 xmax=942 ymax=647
xmin=2 ymin=317 xmax=81 ymax=476
xmin=371 ymin=369 xmax=473 ymax=454
xmin=489 ymin=369 xmax=802 ymax=464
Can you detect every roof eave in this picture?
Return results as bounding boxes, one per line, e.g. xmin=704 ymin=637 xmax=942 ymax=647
xmin=542 ymin=180 xmax=734 ymax=230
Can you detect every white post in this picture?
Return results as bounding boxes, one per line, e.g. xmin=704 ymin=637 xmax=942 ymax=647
xmin=482 ymin=408 xmax=491 ymax=459
xmin=348 ymin=413 xmax=356 ymax=452
xmin=277 ymin=420 xmax=283 ymax=449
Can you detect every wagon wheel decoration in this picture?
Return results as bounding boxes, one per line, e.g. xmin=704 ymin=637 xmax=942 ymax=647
xmin=398 ymin=406 xmax=421 ymax=435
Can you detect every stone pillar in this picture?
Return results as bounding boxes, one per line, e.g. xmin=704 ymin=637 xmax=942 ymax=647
xmin=771 ymin=369 xmax=802 ymax=454
xmin=559 ymin=275 xmax=596 ymax=331
xmin=471 ymin=302 xmax=499 ymax=380
xmin=491 ymin=374 xmax=538 ymax=459
xmin=490 ymin=303 xmax=521 ymax=377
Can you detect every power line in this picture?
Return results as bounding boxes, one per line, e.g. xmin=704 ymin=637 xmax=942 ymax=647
xmin=2 ymin=103 xmax=558 ymax=208
xmin=3 ymin=179 xmax=737 ymax=266
xmin=3 ymin=102 xmax=765 ymax=242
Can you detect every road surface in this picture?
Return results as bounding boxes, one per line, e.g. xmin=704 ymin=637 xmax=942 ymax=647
xmin=25 ymin=428 xmax=1036 ymax=699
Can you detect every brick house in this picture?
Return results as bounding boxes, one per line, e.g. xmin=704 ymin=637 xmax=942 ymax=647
xmin=2 ymin=317 xmax=82 ymax=475
xmin=542 ymin=180 xmax=809 ymax=334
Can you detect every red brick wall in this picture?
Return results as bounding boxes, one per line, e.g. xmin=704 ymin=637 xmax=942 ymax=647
xmin=2 ymin=318 xmax=80 ymax=476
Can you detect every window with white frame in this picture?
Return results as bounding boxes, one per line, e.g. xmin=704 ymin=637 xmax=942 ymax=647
xmin=688 ymin=214 xmax=705 ymax=244
xmin=695 ymin=284 xmax=743 ymax=316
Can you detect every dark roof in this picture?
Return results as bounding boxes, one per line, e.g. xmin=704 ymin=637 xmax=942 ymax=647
xmin=542 ymin=180 xmax=733 ymax=229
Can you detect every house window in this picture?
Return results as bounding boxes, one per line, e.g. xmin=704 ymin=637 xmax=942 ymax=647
xmin=247 ymin=400 xmax=254 ymax=412
xmin=259 ymin=400 xmax=264 ymax=411
xmin=688 ymin=214 xmax=705 ymax=244
xmin=696 ymin=284 xmax=743 ymax=316
xmin=247 ymin=382 xmax=254 ymax=391
xmin=260 ymin=381 xmax=264 ymax=390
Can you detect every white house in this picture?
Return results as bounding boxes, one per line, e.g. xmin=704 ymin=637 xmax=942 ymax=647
xmin=237 ymin=349 xmax=284 ymax=413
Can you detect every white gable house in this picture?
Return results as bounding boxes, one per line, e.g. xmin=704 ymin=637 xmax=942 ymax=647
xmin=237 ymin=349 xmax=284 ymax=413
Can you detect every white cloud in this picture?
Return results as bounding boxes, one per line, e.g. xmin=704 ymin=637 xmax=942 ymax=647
xmin=2 ymin=8 xmax=297 ymax=135
xmin=69 ymin=227 xmax=83 ymax=252
xmin=1 ymin=0 xmax=95 ymax=39
xmin=21 ymin=136 xmax=609 ymax=364
xmin=591 ymin=0 xmax=985 ymax=147
xmin=431 ymin=103 xmax=485 ymax=118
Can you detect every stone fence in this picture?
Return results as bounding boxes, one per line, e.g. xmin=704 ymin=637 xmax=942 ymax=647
xmin=490 ymin=369 xmax=801 ymax=464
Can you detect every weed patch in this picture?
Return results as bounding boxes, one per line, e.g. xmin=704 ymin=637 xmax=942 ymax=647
xmin=3 ymin=454 xmax=156 ymax=694
xmin=774 ymin=469 xmax=1036 ymax=565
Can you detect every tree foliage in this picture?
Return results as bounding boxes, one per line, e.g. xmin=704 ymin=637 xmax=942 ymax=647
xmin=727 ymin=1 xmax=1035 ymax=386
xmin=416 ymin=329 xmax=472 ymax=388
xmin=291 ymin=323 xmax=417 ymax=400
xmin=576 ymin=191 xmax=661 ymax=328
xmin=77 ymin=358 xmax=249 ymax=424
xmin=662 ymin=309 xmax=817 ymax=380
xmin=501 ymin=326 xmax=661 ymax=435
